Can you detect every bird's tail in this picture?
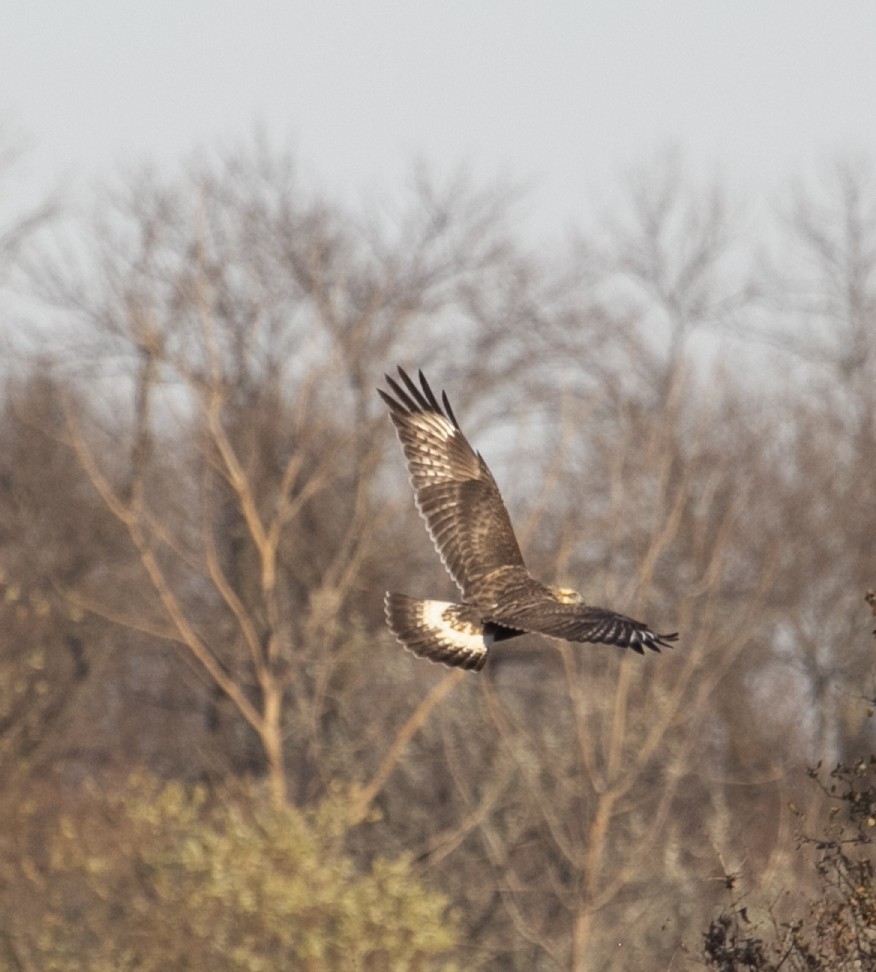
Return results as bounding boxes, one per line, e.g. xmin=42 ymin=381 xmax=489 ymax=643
xmin=384 ymin=592 xmax=490 ymax=671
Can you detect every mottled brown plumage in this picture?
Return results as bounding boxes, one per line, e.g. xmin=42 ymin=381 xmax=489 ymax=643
xmin=380 ymin=367 xmax=677 ymax=671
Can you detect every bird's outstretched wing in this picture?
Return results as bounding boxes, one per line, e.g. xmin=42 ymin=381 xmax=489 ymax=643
xmin=379 ymin=367 xmax=525 ymax=601
xmin=488 ymin=598 xmax=678 ymax=654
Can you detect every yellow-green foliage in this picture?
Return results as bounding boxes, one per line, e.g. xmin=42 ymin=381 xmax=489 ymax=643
xmin=30 ymin=771 xmax=463 ymax=971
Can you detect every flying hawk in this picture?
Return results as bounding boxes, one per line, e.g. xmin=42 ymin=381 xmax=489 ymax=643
xmin=379 ymin=367 xmax=677 ymax=671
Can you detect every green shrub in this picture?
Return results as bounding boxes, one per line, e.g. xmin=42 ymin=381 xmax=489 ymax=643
xmin=23 ymin=772 xmax=463 ymax=971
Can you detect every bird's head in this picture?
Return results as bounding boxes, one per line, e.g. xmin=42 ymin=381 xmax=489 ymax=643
xmin=551 ymin=586 xmax=584 ymax=605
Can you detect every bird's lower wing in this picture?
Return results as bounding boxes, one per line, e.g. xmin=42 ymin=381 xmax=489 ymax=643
xmin=488 ymin=601 xmax=677 ymax=654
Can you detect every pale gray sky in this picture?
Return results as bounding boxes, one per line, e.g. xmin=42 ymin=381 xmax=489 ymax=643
xmin=2 ymin=1 xmax=875 ymax=232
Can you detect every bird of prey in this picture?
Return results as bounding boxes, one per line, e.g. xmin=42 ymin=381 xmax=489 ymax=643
xmin=379 ymin=367 xmax=677 ymax=671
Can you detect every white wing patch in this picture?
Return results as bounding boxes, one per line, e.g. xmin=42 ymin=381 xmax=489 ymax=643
xmin=384 ymin=592 xmax=491 ymax=671
xmin=420 ymin=599 xmax=494 ymax=653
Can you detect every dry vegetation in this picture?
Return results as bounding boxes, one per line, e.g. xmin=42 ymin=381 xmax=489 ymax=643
xmin=0 ymin=141 xmax=874 ymax=970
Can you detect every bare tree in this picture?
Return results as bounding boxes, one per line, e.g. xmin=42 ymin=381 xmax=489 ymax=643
xmin=38 ymin=142 xmax=528 ymax=808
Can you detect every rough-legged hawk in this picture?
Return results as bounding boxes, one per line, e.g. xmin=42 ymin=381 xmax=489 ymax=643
xmin=379 ymin=367 xmax=677 ymax=671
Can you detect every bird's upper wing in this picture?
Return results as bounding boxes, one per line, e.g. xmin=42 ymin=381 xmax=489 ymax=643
xmin=379 ymin=367 xmax=526 ymax=601
xmin=488 ymin=594 xmax=678 ymax=654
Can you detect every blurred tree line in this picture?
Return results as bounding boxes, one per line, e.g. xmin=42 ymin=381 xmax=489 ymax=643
xmin=0 ymin=139 xmax=874 ymax=970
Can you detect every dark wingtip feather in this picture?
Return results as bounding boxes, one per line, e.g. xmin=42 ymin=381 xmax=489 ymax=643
xmin=416 ymin=369 xmax=434 ymax=402
xmin=382 ymin=372 xmax=420 ymax=413
xmin=377 ymin=386 xmax=402 ymax=413
xmin=378 ymin=365 xmax=460 ymax=429
xmin=397 ymin=366 xmax=417 ymax=392
xmin=396 ymin=367 xmax=435 ymax=413
xmin=441 ymin=389 xmax=460 ymax=429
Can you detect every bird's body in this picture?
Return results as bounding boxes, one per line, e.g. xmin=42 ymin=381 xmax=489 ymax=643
xmin=379 ymin=367 xmax=677 ymax=671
